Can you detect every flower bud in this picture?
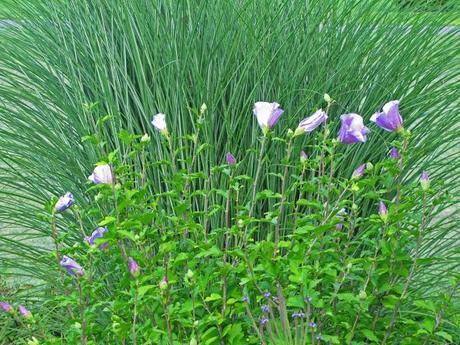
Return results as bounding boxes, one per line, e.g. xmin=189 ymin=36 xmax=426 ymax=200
xmin=379 ymin=201 xmax=388 ymax=223
xmin=390 ymin=147 xmax=400 ymax=159
xmin=351 ymin=164 xmax=366 ymax=180
xmin=27 ymin=337 xmax=40 ymax=345
xmin=287 ymin=128 xmax=295 ymax=138
xmin=159 ymin=276 xmax=169 ymax=291
xmin=358 ymin=290 xmax=367 ymax=300
xmin=237 ymin=219 xmax=244 ymax=228
xmin=420 ymin=171 xmax=430 ymax=191
xmin=186 ymin=269 xmax=194 ymax=279
xmin=19 ymin=305 xmax=32 ymax=319
xmin=190 ymin=338 xmax=198 ymax=345
xmin=140 ymin=133 xmax=151 ymax=143
xmin=300 ymin=150 xmax=308 ymax=163
xmin=324 ymin=93 xmax=332 ymax=104
xmin=200 ymin=103 xmax=207 ymax=115
xmin=226 ymin=152 xmax=236 ymax=165
xmin=128 ymin=257 xmax=140 ymax=278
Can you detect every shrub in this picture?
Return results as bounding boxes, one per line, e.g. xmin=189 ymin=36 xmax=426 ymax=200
xmin=1 ymin=98 xmax=458 ymax=344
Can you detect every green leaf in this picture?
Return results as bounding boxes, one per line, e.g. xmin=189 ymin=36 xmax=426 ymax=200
xmin=435 ymin=331 xmax=453 ymax=342
xmin=362 ymin=329 xmax=379 ymax=342
xmin=138 ymin=285 xmax=155 ymax=297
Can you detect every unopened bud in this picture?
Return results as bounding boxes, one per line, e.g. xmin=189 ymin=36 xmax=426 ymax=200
xmin=140 ymin=133 xmax=150 ymax=143
xmin=324 ymin=93 xmax=332 ymax=104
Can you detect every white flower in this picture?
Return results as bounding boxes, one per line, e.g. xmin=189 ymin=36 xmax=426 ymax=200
xmin=88 ymin=164 xmax=114 ymax=184
xmin=253 ymin=102 xmax=284 ymax=134
xmin=151 ymin=113 xmax=168 ymax=135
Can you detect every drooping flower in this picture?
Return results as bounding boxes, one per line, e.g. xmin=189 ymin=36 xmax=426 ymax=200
xmin=253 ymin=101 xmax=284 ymax=134
xmin=19 ymin=305 xmax=32 ymax=318
xmin=88 ymin=164 xmax=114 ymax=185
xmin=338 ymin=114 xmax=369 ymax=144
xmin=300 ymin=151 xmax=308 ymax=163
xmin=379 ymin=201 xmax=388 ymax=223
xmin=294 ymin=109 xmax=328 ymax=136
xmin=151 ymin=113 xmax=168 ymax=135
xmin=390 ymin=147 xmax=400 ymax=159
xmin=60 ymin=255 xmax=84 ymax=276
xmin=0 ymin=302 xmax=12 ymax=313
xmin=128 ymin=257 xmax=140 ymax=277
xmin=420 ymin=171 xmax=430 ymax=191
xmin=226 ymin=152 xmax=236 ymax=165
xmin=352 ymin=163 xmax=366 ymax=179
xmin=54 ymin=192 xmax=75 ymax=212
xmin=85 ymin=227 xmax=108 ymax=249
xmin=370 ymin=100 xmax=403 ymax=132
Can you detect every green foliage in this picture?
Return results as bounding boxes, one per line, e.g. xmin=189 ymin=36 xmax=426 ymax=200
xmin=1 ymin=105 xmax=459 ymax=344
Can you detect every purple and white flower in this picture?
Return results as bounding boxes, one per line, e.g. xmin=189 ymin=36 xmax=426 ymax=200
xmin=19 ymin=305 xmax=32 ymax=318
xmin=338 ymin=114 xmax=369 ymax=144
xmin=85 ymin=227 xmax=108 ymax=249
xmin=420 ymin=171 xmax=430 ymax=191
xmin=88 ymin=164 xmax=114 ymax=185
xmin=352 ymin=163 xmax=366 ymax=179
xmin=294 ymin=109 xmax=328 ymax=136
xmin=379 ymin=201 xmax=388 ymax=223
xmin=60 ymin=255 xmax=84 ymax=276
xmin=54 ymin=192 xmax=75 ymax=212
xmin=253 ymin=101 xmax=284 ymax=134
xmin=0 ymin=302 xmax=12 ymax=313
xmin=128 ymin=257 xmax=140 ymax=277
xmin=226 ymin=152 xmax=236 ymax=165
xmin=370 ymin=100 xmax=403 ymax=132
xmin=151 ymin=113 xmax=168 ymax=135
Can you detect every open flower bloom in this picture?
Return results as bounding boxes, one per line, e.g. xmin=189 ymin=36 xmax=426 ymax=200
xmin=226 ymin=152 xmax=236 ymax=165
xmin=54 ymin=192 xmax=75 ymax=212
xmin=352 ymin=163 xmax=366 ymax=179
xmin=253 ymin=101 xmax=284 ymax=134
xmin=151 ymin=113 xmax=168 ymax=135
xmin=88 ymin=164 xmax=113 ymax=185
xmin=19 ymin=305 xmax=32 ymax=318
xmin=60 ymin=255 xmax=84 ymax=276
xmin=85 ymin=227 xmax=108 ymax=249
xmin=338 ymin=114 xmax=369 ymax=144
xmin=128 ymin=257 xmax=140 ymax=277
xmin=390 ymin=147 xmax=400 ymax=159
xmin=420 ymin=171 xmax=430 ymax=190
xmin=370 ymin=100 xmax=403 ymax=132
xmin=0 ymin=302 xmax=12 ymax=313
xmin=295 ymin=109 xmax=328 ymax=135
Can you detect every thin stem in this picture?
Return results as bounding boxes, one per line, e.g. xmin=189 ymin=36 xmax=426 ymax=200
xmin=132 ymin=280 xmax=139 ymax=345
xmin=244 ymin=301 xmax=267 ymax=345
xmin=77 ymin=279 xmax=87 ymax=345
xmin=222 ymin=172 xmax=233 ymax=317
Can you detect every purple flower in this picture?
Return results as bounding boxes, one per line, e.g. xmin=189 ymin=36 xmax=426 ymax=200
xmin=304 ymin=296 xmax=312 ymax=303
xmin=338 ymin=114 xmax=369 ymax=144
xmin=261 ymin=304 xmax=269 ymax=313
xmin=159 ymin=276 xmax=169 ymax=290
xmin=88 ymin=164 xmax=114 ymax=185
xmin=336 ymin=223 xmax=343 ymax=231
xmin=379 ymin=201 xmax=388 ymax=222
xmin=260 ymin=317 xmax=269 ymax=326
xmin=60 ymin=256 xmax=84 ymax=276
xmin=352 ymin=163 xmax=366 ymax=179
xmin=420 ymin=171 xmax=430 ymax=191
xmin=54 ymin=192 xmax=75 ymax=212
xmin=128 ymin=257 xmax=140 ymax=277
xmin=85 ymin=227 xmax=108 ymax=249
xmin=292 ymin=311 xmax=305 ymax=318
xmin=300 ymin=150 xmax=308 ymax=163
xmin=370 ymin=100 xmax=403 ymax=132
xmin=242 ymin=295 xmax=249 ymax=303
xmin=263 ymin=292 xmax=271 ymax=299
xmin=226 ymin=152 xmax=236 ymax=165
xmin=0 ymin=302 xmax=12 ymax=313
xmin=19 ymin=305 xmax=32 ymax=318
xmin=390 ymin=147 xmax=400 ymax=159
xmin=253 ymin=102 xmax=284 ymax=134
xmin=309 ymin=321 xmax=317 ymax=328
xmin=295 ymin=109 xmax=328 ymax=135
xmin=316 ymin=334 xmax=323 ymax=340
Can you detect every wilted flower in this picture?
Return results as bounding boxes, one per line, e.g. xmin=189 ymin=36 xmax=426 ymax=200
xmin=128 ymin=257 xmax=140 ymax=277
xmin=0 ymin=302 xmax=12 ymax=313
xmin=420 ymin=171 xmax=430 ymax=191
xmin=370 ymin=100 xmax=403 ymax=132
xmin=338 ymin=114 xmax=369 ymax=144
xmin=261 ymin=304 xmax=269 ymax=313
xmin=159 ymin=276 xmax=169 ymax=291
xmin=151 ymin=113 xmax=168 ymax=135
xmin=390 ymin=147 xmax=400 ymax=159
xmin=54 ymin=192 xmax=75 ymax=212
xmin=253 ymin=101 xmax=284 ymax=134
xmin=88 ymin=164 xmax=114 ymax=185
xmin=60 ymin=256 xmax=84 ymax=276
xmin=85 ymin=227 xmax=108 ymax=249
xmin=379 ymin=201 xmax=388 ymax=223
xmin=226 ymin=152 xmax=236 ymax=165
xmin=352 ymin=163 xmax=366 ymax=179
xmin=19 ymin=305 xmax=32 ymax=318
xmin=242 ymin=295 xmax=249 ymax=303
xmin=263 ymin=292 xmax=271 ymax=299
xmin=294 ymin=109 xmax=328 ymax=136
xmin=260 ymin=317 xmax=269 ymax=326
xmin=300 ymin=150 xmax=308 ymax=163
